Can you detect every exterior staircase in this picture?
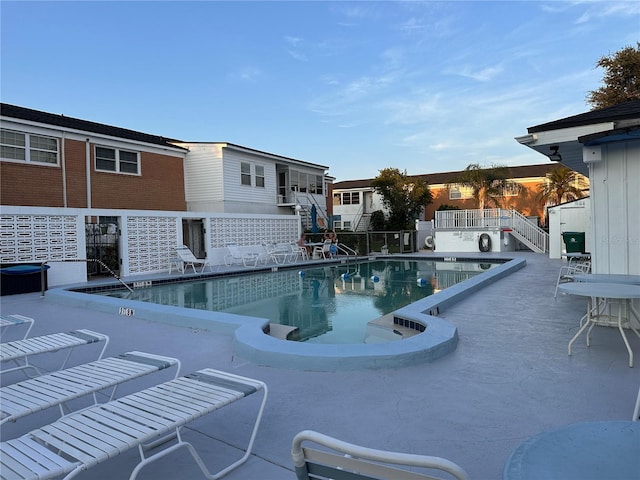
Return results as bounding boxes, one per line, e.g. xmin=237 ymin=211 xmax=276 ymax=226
xmin=434 ymin=208 xmax=549 ymax=253
xmin=508 ymin=210 xmax=548 ymax=253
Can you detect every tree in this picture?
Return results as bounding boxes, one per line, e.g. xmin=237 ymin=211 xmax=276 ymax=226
xmin=369 ymin=210 xmax=386 ymax=231
xmin=536 ymin=165 xmax=585 ymax=207
xmin=587 ymin=43 xmax=640 ymax=109
xmin=371 ymin=168 xmax=433 ymax=230
xmin=448 ymin=163 xmax=517 ymax=209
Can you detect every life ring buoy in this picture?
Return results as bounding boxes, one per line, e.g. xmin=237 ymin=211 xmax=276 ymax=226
xmin=479 ymin=233 xmax=492 ymax=252
xmin=425 ymin=235 xmax=435 ymax=249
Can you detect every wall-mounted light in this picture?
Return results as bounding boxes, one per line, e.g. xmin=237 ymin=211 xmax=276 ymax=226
xmin=548 ymin=145 xmax=562 ymax=162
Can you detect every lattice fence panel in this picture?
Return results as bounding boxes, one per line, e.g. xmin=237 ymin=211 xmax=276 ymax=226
xmin=126 ymin=216 xmax=179 ymax=275
xmin=209 ymin=217 xmax=299 ymax=247
xmin=0 ymin=214 xmax=80 ymax=263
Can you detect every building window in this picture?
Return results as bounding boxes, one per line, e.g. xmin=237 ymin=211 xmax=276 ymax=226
xmin=95 ymin=146 xmax=139 ymax=174
xmin=333 ymin=193 xmax=342 ymax=206
xmin=449 ymin=184 xmax=473 ymax=200
xmin=339 ymin=192 xmax=360 ymax=205
xmin=315 ymin=175 xmax=324 ymax=195
xmin=1 ymin=129 xmax=59 ymax=165
xmin=299 ymin=172 xmax=308 ymax=193
xmin=343 ymin=220 xmax=352 ymax=230
xmin=255 ymin=165 xmax=265 ymax=187
xmin=241 ymin=162 xmax=251 ymax=185
xmin=503 ymin=182 xmax=520 ymax=197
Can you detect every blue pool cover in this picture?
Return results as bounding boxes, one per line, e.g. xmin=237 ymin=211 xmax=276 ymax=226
xmin=0 ymin=265 xmax=50 ymax=275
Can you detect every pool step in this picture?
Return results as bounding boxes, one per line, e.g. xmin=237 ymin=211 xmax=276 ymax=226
xmin=368 ymin=314 xmax=421 ymax=338
xmin=267 ymin=323 xmax=299 ymax=340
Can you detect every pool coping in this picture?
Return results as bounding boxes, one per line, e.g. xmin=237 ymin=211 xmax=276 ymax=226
xmin=44 ymin=255 xmax=526 ymax=371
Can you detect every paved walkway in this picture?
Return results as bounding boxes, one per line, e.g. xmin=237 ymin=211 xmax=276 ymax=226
xmin=1 ymin=252 xmax=638 ymax=479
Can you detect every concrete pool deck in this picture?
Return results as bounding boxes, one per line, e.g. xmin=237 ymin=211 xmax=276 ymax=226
xmin=42 ymin=255 xmax=525 ymax=371
xmin=1 ymin=251 xmax=638 ymax=479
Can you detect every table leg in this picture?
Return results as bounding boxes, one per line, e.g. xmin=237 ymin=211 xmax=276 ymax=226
xmin=617 ymin=300 xmax=635 ymax=368
xmin=628 ymin=304 xmax=640 ymax=340
xmin=569 ymin=297 xmax=595 ymax=356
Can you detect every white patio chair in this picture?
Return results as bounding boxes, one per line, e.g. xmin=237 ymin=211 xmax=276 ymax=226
xmin=293 ymin=242 xmax=309 ymax=261
xmin=174 ymin=245 xmax=213 ymax=273
xmin=554 ymin=259 xmax=591 ymax=298
xmin=291 ymin=430 xmax=470 ymax=480
xmin=313 ymin=240 xmax=332 ymax=259
xmin=0 ymin=368 xmax=268 ymax=480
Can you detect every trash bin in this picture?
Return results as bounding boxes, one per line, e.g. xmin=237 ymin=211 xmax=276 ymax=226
xmin=0 ymin=264 xmax=49 ymax=296
xmin=562 ymin=232 xmax=586 ymax=254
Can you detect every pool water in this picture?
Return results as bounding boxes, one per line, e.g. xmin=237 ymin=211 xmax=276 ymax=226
xmin=102 ymin=259 xmax=496 ymax=344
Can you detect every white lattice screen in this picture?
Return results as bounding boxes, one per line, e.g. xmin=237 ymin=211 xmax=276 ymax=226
xmin=1 ymin=208 xmax=301 ymax=283
xmin=126 ymin=216 xmax=179 ymax=275
xmin=0 ymin=214 xmax=80 ymax=263
xmin=209 ymin=217 xmax=299 ymax=247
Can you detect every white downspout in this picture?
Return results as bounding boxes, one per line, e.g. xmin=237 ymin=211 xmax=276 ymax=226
xmin=85 ymin=138 xmax=91 ymax=208
xmin=61 ymin=132 xmax=67 ymax=207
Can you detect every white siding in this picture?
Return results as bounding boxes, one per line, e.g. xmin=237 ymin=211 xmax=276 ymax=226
xmin=221 ymin=150 xmax=279 ymax=213
xmin=590 ymin=140 xmax=640 ymax=275
xmin=182 ymin=143 xmax=225 ymax=210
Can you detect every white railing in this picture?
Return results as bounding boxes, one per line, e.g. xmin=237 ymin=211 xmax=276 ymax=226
xmin=435 ymin=208 xmax=548 ymax=253
xmin=509 ymin=210 xmax=548 ymax=253
xmin=435 ymin=209 xmax=510 ymax=229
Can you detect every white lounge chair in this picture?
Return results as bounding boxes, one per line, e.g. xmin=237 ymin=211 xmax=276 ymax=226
xmin=0 ymin=314 xmax=34 ymax=341
xmin=174 ymin=245 xmax=213 ymax=273
xmin=225 ymin=244 xmax=259 ymax=267
xmin=265 ymin=243 xmax=292 ymax=264
xmin=1 ymin=329 xmax=109 ymax=378
xmin=0 ymin=351 xmax=180 ymax=427
xmin=0 ymin=368 xmax=267 ymax=480
xmin=292 ymin=430 xmax=470 ymax=480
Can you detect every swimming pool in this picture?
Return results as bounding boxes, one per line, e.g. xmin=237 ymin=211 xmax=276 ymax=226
xmin=99 ymin=259 xmax=498 ymax=345
xmin=45 ymin=255 xmax=526 ymax=370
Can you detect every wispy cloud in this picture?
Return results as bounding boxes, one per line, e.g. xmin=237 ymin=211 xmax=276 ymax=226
xmin=575 ymin=0 xmax=640 ymax=23
xmin=288 ymin=50 xmax=308 ymax=62
xmin=228 ymin=66 xmax=263 ymax=82
xmin=445 ymin=64 xmax=504 ymax=82
xmin=284 ymin=35 xmax=307 ymax=61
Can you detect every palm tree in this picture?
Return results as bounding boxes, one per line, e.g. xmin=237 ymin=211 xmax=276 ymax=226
xmin=449 ymin=163 xmax=516 ymax=209
xmin=537 ymin=165 xmax=585 ymax=207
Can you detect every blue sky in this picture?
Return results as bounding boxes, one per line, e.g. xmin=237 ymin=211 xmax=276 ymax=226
xmin=2 ymin=1 xmax=638 ymax=181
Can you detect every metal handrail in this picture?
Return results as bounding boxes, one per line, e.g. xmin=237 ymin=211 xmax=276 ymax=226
xmin=40 ymin=259 xmax=134 ymax=296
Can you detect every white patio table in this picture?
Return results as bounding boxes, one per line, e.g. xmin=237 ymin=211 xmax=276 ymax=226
xmin=559 ymin=282 xmax=640 ymax=367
